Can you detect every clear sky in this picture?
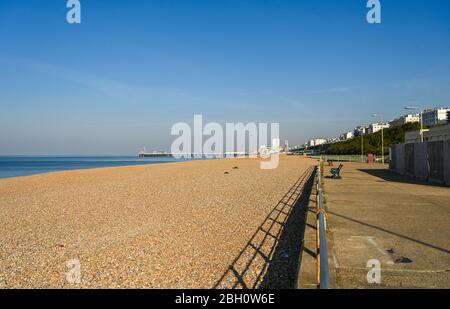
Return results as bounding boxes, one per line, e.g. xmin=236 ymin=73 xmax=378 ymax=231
xmin=1 ymin=0 xmax=449 ymax=155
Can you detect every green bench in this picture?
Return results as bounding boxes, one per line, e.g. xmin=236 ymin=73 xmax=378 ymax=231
xmin=330 ymin=164 xmax=344 ymax=179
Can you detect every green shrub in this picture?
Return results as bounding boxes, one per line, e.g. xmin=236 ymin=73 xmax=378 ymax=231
xmin=311 ymin=122 xmax=420 ymax=155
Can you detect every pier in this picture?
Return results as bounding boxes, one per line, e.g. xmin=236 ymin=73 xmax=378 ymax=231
xmin=138 ymin=152 xmax=173 ymax=158
xmin=138 ymin=152 xmax=250 ymax=158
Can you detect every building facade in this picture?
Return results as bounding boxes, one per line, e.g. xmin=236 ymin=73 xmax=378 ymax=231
xmin=354 ymin=125 xmax=369 ymax=137
xmin=368 ymin=123 xmax=390 ymax=134
xmin=422 ymin=108 xmax=450 ymax=127
xmin=405 ymin=124 xmax=450 ymax=144
xmin=326 ymin=137 xmax=340 ymax=144
xmin=389 ymin=114 xmax=420 ymax=128
xmin=284 ymin=140 xmax=289 ymax=152
xmin=308 ymin=138 xmax=327 ymax=147
xmin=340 ymin=131 xmax=354 ymax=141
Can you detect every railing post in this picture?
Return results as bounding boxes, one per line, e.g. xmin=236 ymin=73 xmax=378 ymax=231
xmin=316 ymin=159 xmax=330 ymax=289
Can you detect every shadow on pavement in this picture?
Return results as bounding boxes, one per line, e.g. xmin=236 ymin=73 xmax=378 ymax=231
xmin=329 ymin=211 xmax=450 ymax=255
xmin=358 ymin=169 xmax=447 ymax=188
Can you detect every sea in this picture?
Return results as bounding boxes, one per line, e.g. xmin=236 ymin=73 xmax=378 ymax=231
xmin=0 ymin=156 xmax=187 ymax=179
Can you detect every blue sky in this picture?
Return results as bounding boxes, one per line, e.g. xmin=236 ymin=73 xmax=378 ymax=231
xmin=1 ymin=0 xmax=449 ymax=155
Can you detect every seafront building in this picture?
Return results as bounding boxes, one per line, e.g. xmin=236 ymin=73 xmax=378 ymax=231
xmin=307 ymin=138 xmax=327 ymax=147
xmin=368 ymin=122 xmax=390 ymax=134
xmin=302 ymin=106 xmax=449 ymax=149
xmin=422 ymin=107 xmax=450 ymax=127
xmin=284 ymin=140 xmax=290 ymax=153
xmin=340 ymin=131 xmax=354 ymax=141
xmin=326 ymin=137 xmax=340 ymax=144
xmin=389 ymin=114 xmax=420 ymax=128
xmin=259 ymin=138 xmax=284 ymax=154
xmin=354 ymin=125 xmax=369 ymax=137
xmin=405 ymin=123 xmax=450 ymax=143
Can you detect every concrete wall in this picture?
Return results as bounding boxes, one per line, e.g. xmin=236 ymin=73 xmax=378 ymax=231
xmin=444 ymin=140 xmax=450 ymax=186
xmin=414 ymin=142 xmax=428 ymax=181
xmin=390 ymin=140 xmax=450 ymax=187
xmin=396 ymin=144 xmax=405 ymax=176
xmin=404 ymin=143 xmax=415 ymax=177
xmin=428 ymin=141 xmax=445 ymax=184
xmin=389 ymin=145 xmax=397 ymax=171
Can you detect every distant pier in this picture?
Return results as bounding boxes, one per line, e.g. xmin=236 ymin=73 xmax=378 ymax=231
xmin=138 ymin=152 xmax=250 ymax=158
xmin=138 ymin=152 xmax=173 ymax=158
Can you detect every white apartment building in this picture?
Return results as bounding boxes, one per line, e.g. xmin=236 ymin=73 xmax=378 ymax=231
xmin=389 ymin=114 xmax=420 ymax=128
xmin=326 ymin=137 xmax=340 ymax=144
xmin=422 ymin=108 xmax=450 ymax=127
xmin=270 ymin=138 xmax=283 ymax=152
xmin=340 ymin=131 xmax=354 ymax=141
xmin=284 ymin=140 xmax=289 ymax=152
xmin=354 ymin=125 xmax=369 ymax=136
xmin=368 ymin=122 xmax=390 ymax=134
xmin=405 ymin=124 xmax=450 ymax=143
xmin=308 ymin=138 xmax=327 ymax=147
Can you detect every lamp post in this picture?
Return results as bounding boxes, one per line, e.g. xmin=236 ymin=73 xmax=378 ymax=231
xmin=361 ymin=130 xmax=364 ymax=163
xmin=371 ymin=114 xmax=385 ymax=165
xmin=405 ymin=106 xmax=423 ymax=142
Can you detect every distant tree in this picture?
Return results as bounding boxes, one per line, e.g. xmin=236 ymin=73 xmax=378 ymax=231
xmin=310 ymin=122 xmax=420 ymax=155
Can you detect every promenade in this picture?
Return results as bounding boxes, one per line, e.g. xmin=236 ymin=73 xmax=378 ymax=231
xmin=2 ymin=157 xmax=448 ymax=289
xmin=323 ymin=163 xmax=450 ymax=288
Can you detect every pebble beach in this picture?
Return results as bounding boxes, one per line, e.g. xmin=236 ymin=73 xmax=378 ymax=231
xmin=0 ymin=156 xmax=315 ymax=288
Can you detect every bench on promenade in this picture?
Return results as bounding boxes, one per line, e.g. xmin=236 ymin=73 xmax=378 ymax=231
xmin=330 ymin=164 xmax=343 ymax=179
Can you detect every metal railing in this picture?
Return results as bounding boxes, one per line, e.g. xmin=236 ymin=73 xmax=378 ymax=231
xmin=310 ymin=154 xmax=389 ymax=164
xmin=316 ymin=159 xmax=330 ymax=289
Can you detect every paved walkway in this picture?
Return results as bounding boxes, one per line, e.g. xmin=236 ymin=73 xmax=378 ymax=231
xmin=323 ymin=163 xmax=450 ymax=288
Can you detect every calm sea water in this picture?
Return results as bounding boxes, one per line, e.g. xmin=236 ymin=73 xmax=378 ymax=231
xmin=0 ymin=156 xmax=186 ymax=179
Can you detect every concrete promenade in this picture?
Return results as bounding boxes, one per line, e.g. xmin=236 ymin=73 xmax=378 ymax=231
xmin=323 ymin=163 xmax=450 ymax=288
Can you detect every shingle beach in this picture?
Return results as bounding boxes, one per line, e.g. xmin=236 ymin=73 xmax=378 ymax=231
xmin=0 ymin=156 xmax=315 ymax=288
